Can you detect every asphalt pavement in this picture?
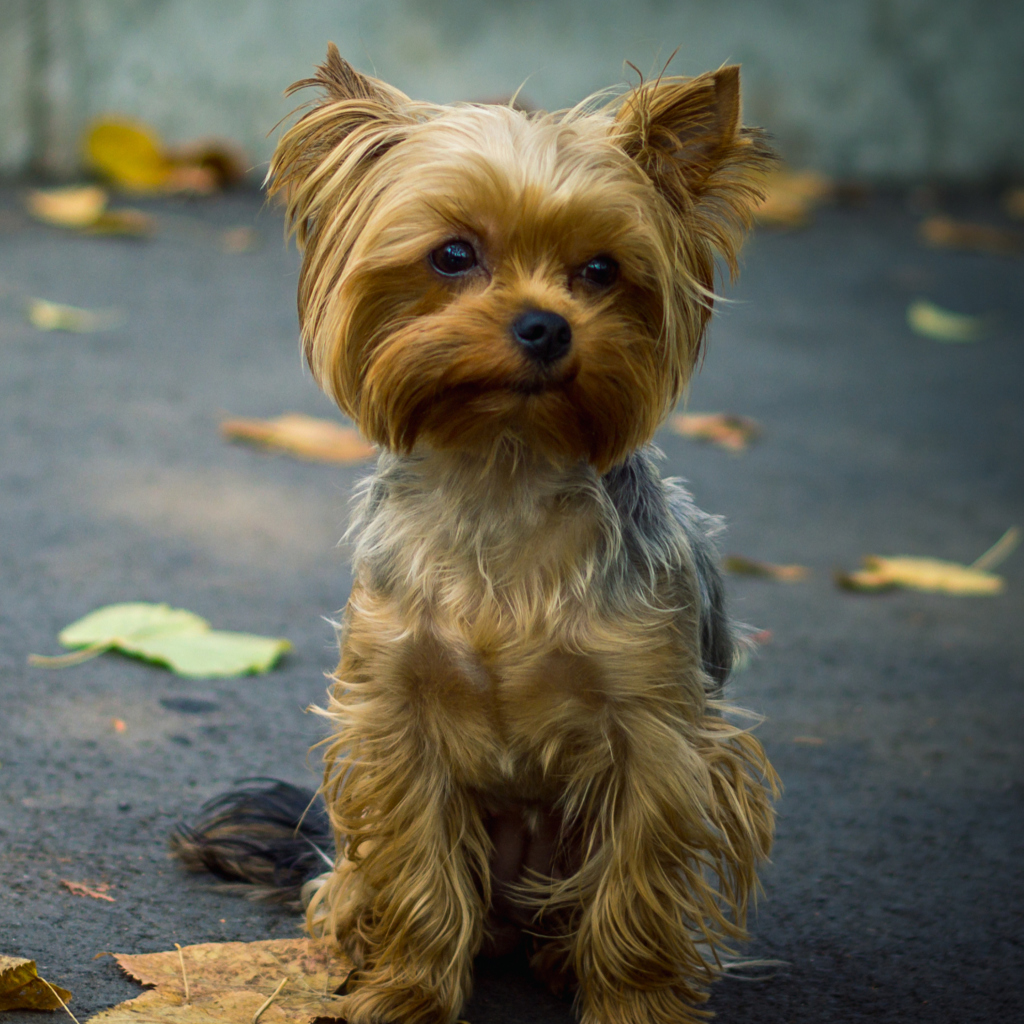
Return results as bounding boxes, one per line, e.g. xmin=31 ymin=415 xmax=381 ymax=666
xmin=1 ymin=182 xmax=1021 ymax=1023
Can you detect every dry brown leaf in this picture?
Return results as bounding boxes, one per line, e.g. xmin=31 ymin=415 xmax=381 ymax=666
xmin=837 ymin=528 xmax=1017 ymax=596
xmin=724 ymin=555 xmax=809 ymax=582
xmin=89 ymin=939 xmax=352 ymax=1024
xmin=837 ymin=557 xmax=1003 ymax=595
xmin=62 ymin=879 xmax=116 ymax=902
xmin=670 ymin=413 xmax=760 ymax=452
xmin=753 ymin=169 xmax=833 ymax=228
xmin=1003 ymin=188 xmax=1024 ymax=219
xmin=26 ymin=186 xmax=154 ymax=236
xmin=222 ymin=414 xmax=376 ymax=464
xmin=220 ymin=227 xmax=259 ymax=253
xmin=0 ymin=954 xmax=73 ymax=1012
xmin=919 ymin=215 xmax=1022 ymax=257
xmin=27 ymin=185 xmax=108 ymax=227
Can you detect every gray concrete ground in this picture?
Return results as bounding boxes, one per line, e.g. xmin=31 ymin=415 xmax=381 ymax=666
xmin=0 ymin=183 xmax=1021 ymax=1023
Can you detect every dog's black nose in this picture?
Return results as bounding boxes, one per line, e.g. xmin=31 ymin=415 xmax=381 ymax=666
xmin=511 ymin=309 xmax=572 ymax=364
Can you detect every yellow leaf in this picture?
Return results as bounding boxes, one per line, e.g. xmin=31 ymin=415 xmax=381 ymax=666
xmin=724 ymin=555 xmax=809 ymax=582
xmin=27 ymin=185 xmax=108 ymax=227
xmin=669 ymin=412 xmax=760 ymax=452
xmin=837 ymin=556 xmax=1004 ymax=595
xmin=753 ymin=169 xmax=833 ymax=228
xmin=222 ymin=413 xmax=376 ymax=464
xmin=89 ymin=939 xmax=352 ymax=1024
xmin=0 ymin=954 xmax=72 ymax=1012
xmin=85 ymin=120 xmax=173 ymax=191
xmin=25 ymin=185 xmax=155 ymax=236
xmin=919 ymin=215 xmax=1022 ymax=257
xmin=906 ymin=299 xmax=984 ymax=343
xmin=27 ymin=298 xmax=124 ymax=333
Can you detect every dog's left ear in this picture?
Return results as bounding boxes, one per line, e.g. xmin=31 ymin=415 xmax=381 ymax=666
xmin=615 ymin=67 xmax=771 ymax=266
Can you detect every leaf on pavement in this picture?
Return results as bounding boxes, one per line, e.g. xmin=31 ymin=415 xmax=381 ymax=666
xmin=28 ymin=602 xmax=291 ymax=678
xmin=85 ymin=120 xmax=247 ymax=195
xmin=919 ymin=215 xmax=1022 ymax=257
xmin=89 ymin=939 xmax=352 ymax=1024
xmin=26 ymin=186 xmax=154 ymax=236
xmin=753 ymin=169 xmax=833 ymax=228
xmin=222 ymin=413 xmax=376 ymax=464
xmin=0 ymin=954 xmax=73 ymax=1012
xmin=906 ymin=299 xmax=984 ymax=343
xmin=1002 ymin=187 xmax=1024 ymax=219
xmin=836 ymin=528 xmax=1018 ymax=595
xmin=27 ymin=298 xmax=124 ymax=333
xmin=724 ymin=555 xmax=809 ymax=582
xmin=62 ymin=880 xmax=116 ymax=902
xmin=27 ymin=186 xmax=108 ymax=227
xmin=670 ymin=413 xmax=760 ymax=451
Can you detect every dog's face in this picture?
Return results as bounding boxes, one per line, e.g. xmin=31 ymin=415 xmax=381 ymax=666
xmin=271 ymin=47 xmax=770 ymax=471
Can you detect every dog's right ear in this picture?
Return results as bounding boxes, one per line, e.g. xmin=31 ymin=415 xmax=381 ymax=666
xmin=266 ymin=43 xmax=413 ymax=230
xmin=287 ymin=42 xmax=403 ymax=108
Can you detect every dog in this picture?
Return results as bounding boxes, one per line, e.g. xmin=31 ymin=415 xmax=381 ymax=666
xmin=173 ymin=45 xmax=779 ymax=1024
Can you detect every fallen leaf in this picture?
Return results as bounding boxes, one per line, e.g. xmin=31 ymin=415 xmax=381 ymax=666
xmin=837 ymin=556 xmax=1004 ymax=595
xmin=89 ymin=938 xmax=352 ymax=1024
xmin=26 ymin=185 xmax=154 ymax=237
xmin=919 ymin=215 xmax=1022 ymax=257
xmin=906 ymin=299 xmax=984 ymax=343
xmin=0 ymin=954 xmax=73 ymax=1012
xmin=112 ymin=718 xmax=127 ymax=733
xmin=85 ymin=120 xmax=247 ymax=194
xmin=724 ymin=555 xmax=809 ymax=582
xmin=27 ymin=298 xmax=124 ymax=333
xmin=670 ymin=413 xmax=760 ymax=452
xmin=29 ymin=602 xmax=291 ymax=678
xmin=1004 ymin=188 xmax=1024 ymax=219
xmin=836 ymin=528 xmax=1018 ymax=595
xmin=62 ymin=879 xmax=116 ymax=902
xmin=222 ymin=413 xmax=376 ymax=463
xmin=220 ymin=226 xmax=259 ymax=253
xmin=167 ymin=139 xmax=249 ymax=189
xmin=85 ymin=120 xmax=172 ymax=191
xmin=792 ymin=736 xmax=825 ymax=746
xmin=27 ymin=185 xmax=107 ymax=227
xmin=753 ymin=169 xmax=833 ymax=228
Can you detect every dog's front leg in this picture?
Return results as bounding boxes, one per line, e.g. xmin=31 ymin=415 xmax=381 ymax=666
xmin=310 ymin=599 xmax=492 ymax=1024
xmin=567 ymin=706 xmax=776 ymax=1024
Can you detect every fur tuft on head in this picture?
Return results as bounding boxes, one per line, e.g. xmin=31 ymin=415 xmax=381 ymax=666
xmin=268 ymin=48 xmax=772 ymax=471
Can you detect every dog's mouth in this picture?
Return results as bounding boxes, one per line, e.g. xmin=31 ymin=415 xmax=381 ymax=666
xmin=508 ymin=363 xmax=578 ymax=397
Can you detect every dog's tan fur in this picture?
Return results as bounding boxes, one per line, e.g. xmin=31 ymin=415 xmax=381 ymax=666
xmin=268 ymin=45 xmax=779 ymax=1024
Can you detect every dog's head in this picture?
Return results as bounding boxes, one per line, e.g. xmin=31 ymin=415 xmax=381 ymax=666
xmin=270 ymin=45 xmax=770 ymax=471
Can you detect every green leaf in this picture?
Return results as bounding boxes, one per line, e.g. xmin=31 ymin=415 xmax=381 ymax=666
xmin=907 ymin=299 xmax=984 ymax=343
xmin=33 ymin=602 xmax=290 ymax=678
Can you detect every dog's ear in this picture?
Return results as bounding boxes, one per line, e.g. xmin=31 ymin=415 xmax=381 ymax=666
xmin=288 ymin=42 xmax=400 ymax=108
xmin=614 ymin=66 xmax=772 ymax=271
xmin=267 ymin=44 xmax=412 ymax=218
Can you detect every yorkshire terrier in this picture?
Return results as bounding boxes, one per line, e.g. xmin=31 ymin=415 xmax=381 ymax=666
xmin=173 ymin=45 xmax=779 ymax=1024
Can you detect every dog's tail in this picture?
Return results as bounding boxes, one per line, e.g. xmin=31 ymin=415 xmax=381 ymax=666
xmin=169 ymin=778 xmax=335 ymax=907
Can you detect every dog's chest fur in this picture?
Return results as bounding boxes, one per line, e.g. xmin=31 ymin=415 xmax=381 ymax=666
xmin=340 ymin=448 xmax=709 ymax=797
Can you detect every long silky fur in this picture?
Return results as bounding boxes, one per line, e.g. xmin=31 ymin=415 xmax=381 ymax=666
xmin=249 ymin=46 xmax=779 ymax=1024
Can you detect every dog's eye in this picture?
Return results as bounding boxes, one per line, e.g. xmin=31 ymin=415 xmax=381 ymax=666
xmin=579 ymin=255 xmax=619 ymax=288
xmin=429 ymin=240 xmax=478 ymax=277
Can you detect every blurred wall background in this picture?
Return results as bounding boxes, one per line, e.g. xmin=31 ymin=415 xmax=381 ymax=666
xmin=2 ymin=0 xmax=1022 ymax=182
